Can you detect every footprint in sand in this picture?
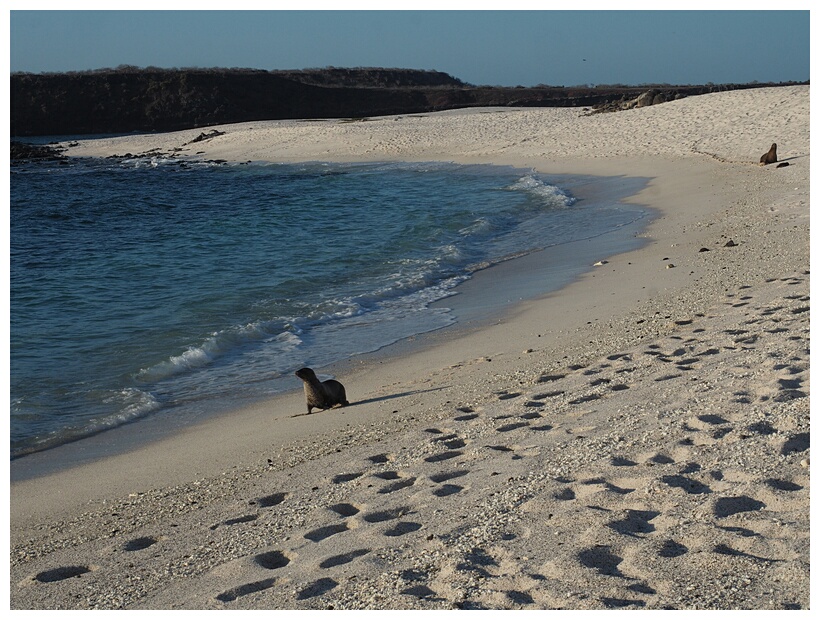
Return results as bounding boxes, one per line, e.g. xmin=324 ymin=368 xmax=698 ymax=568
xmin=211 ymin=514 xmax=259 ymax=529
xmin=433 ymin=484 xmax=463 ymax=497
xmin=332 ymin=472 xmax=364 ymax=484
xmin=574 ymin=477 xmax=635 ymax=499
xmin=384 ymin=521 xmax=423 ymax=536
xmin=601 ymin=597 xmax=646 ymax=609
xmin=630 ymin=583 xmax=657 ymax=596
xmin=533 ymin=390 xmax=564 ymax=399
xmin=657 ymin=539 xmax=689 ymax=558
xmin=297 ymin=577 xmax=338 ymax=600
xmin=661 ymin=474 xmax=711 ymax=494
xmin=733 ymin=391 xmax=753 ymax=404
xmin=425 ymin=450 xmax=463 ymax=463
xmin=713 ymin=495 xmax=766 ymax=518
xmin=554 ymin=487 xmax=575 ymax=501
xmin=497 ymin=392 xmax=521 ymax=400
xmin=123 ymin=536 xmax=160 ymax=551
xmin=698 ymin=414 xmax=729 ymax=425
xmin=506 ymin=590 xmax=535 ymax=605
xmin=319 ymin=548 xmax=370 ymax=569
xmin=373 ymin=470 xmax=401 ymax=480
xmin=363 ymin=506 xmax=411 ymax=523
xmin=254 ymin=550 xmax=292 ymax=569
xmin=454 ymin=412 xmax=479 ymax=421
xmin=607 ymin=510 xmax=660 ymax=538
xmin=654 ymin=373 xmax=682 ymax=382
xmin=255 ymin=492 xmax=288 ymax=508
xmin=368 ymin=453 xmax=393 ymax=464
xmin=33 ymin=565 xmax=94 ymax=583
xmin=577 ymin=545 xmax=624 ymax=577
xmin=497 ymin=422 xmax=530 ymax=433
xmin=529 ymin=423 xmax=553 ymax=432
xmin=718 ymin=524 xmax=759 ymax=538
xmin=430 ymin=469 xmax=469 ymax=483
xmin=568 ymin=394 xmax=601 ymax=405
xmin=304 ymin=522 xmax=350 ymax=542
xmin=780 ymin=432 xmax=809 ymax=455
xmin=745 ymin=421 xmax=777 ymax=436
xmin=456 ymin=547 xmax=500 ymax=577
xmin=359 ymin=507 xmax=422 ymax=538
xmin=774 ymin=378 xmax=808 ymax=402
xmin=602 ymin=481 xmax=635 ymax=495
xmin=328 ymin=503 xmax=360 ymax=517
xmin=402 ymin=584 xmax=438 ymax=599
xmin=216 ymin=578 xmax=277 ymax=603
xmin=712 ymin=544 xmax=780 ymax=563
xmin=764 ymin=478 xmax=803 ymax=492
xmin=378 ymin=477 xmax=417 ymax=494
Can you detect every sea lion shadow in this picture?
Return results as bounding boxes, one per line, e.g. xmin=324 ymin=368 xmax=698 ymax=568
xmin=289 ymin=386 xmax=449 ymax=418
xmin=353 ymin=386 xmax=449 ymax=406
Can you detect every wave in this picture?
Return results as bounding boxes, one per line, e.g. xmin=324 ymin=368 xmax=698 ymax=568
xmin=136 ymin=322 xmax=303 ymax=383
xmin=508 ymin=174 xmax=576 ymax=207
xmin=101 ymin=387 xmax=162 ymax=424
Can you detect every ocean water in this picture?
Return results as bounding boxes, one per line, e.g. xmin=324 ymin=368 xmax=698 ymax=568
xmin=10 ymin=156 xmax=648 ymax=459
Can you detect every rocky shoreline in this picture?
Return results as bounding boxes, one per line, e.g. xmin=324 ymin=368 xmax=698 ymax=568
xmin=10 ymin=140 xmax=68 ymax=162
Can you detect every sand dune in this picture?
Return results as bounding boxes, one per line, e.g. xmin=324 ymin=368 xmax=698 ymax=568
xmin=10 ymin=86 xmax=810 ymax=610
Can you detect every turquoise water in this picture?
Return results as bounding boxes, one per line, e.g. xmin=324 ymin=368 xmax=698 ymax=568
xmin=10 ymin=156 xmax=648 ymax=459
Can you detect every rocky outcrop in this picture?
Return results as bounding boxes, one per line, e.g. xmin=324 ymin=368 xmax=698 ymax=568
xmin=9 ymin=67 xmax=805 ymax=137
xmin=10 ymin=140 xmax=66 ymax=161
xmin=587 ymin=89 xmax=683 ymax=114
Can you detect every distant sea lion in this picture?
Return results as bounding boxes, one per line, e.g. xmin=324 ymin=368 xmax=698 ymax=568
xmin=295 ymin=367 xmax=349 ymax=414
xmin=760 ymin=143 xmax=778 ymax=165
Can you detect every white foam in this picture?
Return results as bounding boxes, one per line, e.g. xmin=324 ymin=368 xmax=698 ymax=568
xmin=136 ymin=321 xmax=302 ymax=383
xmin=102 ymin=388 xmax=162 ymax=424
xmin=509 ymin=174 xmax=576 ymax=207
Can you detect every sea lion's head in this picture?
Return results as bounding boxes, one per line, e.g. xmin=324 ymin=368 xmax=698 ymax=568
xmin=295 ymin=367 xmax=316 ymax=381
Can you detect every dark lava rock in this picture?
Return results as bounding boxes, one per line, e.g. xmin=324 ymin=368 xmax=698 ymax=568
xmin=10 ymin=140 xmax=66 ymax=161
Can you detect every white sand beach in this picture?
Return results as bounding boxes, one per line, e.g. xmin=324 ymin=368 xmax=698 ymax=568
xmin=9 ymin=85 xmax=810 ymax=610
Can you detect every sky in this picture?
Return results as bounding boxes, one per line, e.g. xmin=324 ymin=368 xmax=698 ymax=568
xmin=6 ymin=6 xmax=812 ymax=87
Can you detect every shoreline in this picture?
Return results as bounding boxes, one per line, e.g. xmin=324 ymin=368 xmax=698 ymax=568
xmin=10 ymin=87 xmax=810 ymax=610
xmin=9 ymin=165 xmax=653 ymax=478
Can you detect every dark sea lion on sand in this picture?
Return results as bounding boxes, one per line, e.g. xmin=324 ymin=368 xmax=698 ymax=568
xmin=760 ymin=143 xmax=778 ymax=165
xmin=295 ymin=367 xmax=349 ymax=414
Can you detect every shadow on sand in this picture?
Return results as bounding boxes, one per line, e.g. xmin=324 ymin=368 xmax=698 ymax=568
xmin=290 ymin=386 xmax=449 ymax=418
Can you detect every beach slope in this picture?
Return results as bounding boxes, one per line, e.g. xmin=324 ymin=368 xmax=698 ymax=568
xmin=10 ymin=86 xmax=810 ymax=610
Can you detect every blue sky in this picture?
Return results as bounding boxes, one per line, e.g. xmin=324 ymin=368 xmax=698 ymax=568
xmin=8 ymin=8 xmax=811 ymax=86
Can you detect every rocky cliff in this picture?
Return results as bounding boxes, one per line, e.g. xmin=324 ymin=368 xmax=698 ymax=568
xmin=9 ymin=67 xmax=805 ymax=137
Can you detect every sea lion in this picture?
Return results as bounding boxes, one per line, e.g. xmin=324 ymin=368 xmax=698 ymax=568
xmin=760 ymin=143 xmax=777 ymax=165
xmin=295 ymin=367 xmax=349 ymax=414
